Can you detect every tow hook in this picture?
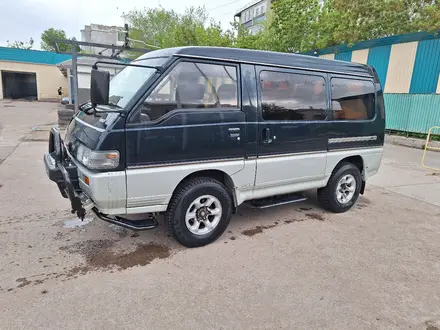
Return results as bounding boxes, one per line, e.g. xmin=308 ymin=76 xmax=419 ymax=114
xmin=71 ymin=195 xmax=94 ymax=220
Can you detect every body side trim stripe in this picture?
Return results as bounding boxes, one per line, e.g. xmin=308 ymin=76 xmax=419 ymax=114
xmin=124 ymin=120 xmax=331 ymax=132
xmin=127 ymin=157 xmax=244 ymax=169
xmin=328 ymin=136 xmax=377 ymax=144
xmin=126 ymin=146 xmax=383 ymax=170
xmin=327 ymin=146 xmax=383 ymax=152
xmin=258 ymin=150 xmax=326 ymax=159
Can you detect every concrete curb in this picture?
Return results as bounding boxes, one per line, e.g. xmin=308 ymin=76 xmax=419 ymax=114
xmin=385 ymin=134 xmax=440 ymax=151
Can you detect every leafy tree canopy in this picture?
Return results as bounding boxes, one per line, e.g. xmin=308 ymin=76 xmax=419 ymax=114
xmin=268 ymin=0 xmax=440 ymax=52
xmin=41 ymin=28 xmax=80 ymax=52
xmin=124 ymin=6 xmax=235 ymax=50
xmin=7 ymin=38 xmax=34 ymax=49
xmin=123 ymin=1 xmax=440 ymax=54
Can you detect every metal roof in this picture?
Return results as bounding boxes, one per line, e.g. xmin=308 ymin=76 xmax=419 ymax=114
xmin=0 ymin=47 xmax=71 ymax=65
xmin=137 ymin=46 xmax=373 ymax=77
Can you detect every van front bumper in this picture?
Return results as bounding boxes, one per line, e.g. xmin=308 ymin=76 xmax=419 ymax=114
xmin=44 ymin=126 xmax=126 ymax=219
xmin=44 ymin=152 xmax=94 ymax=219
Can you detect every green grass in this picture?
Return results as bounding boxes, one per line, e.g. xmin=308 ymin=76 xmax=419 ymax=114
xmin=387 ymin=130 xmax=440 ymax=142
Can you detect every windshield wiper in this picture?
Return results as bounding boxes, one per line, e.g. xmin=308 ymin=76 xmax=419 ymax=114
xmin=92 ymin=106 xmax=125 ymax=117
xmin=81 ymin=102 xmax=124 ymax=116
xmin=81 ymin=103 xmax=94 ymax=115
xmin=107 ymin=101 xmax=123 ymax=109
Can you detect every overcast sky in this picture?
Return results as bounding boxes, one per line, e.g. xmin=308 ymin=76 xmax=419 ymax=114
xmin=0 ymin=0 xmax=251 ymax=49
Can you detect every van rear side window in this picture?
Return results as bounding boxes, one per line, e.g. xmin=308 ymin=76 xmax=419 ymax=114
xmin=331 ymin=78 xmax=375 ymax=120
xmin=260 ymin=71 xmax=327 ymax=121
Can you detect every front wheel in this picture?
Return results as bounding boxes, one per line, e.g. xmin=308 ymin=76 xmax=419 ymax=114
xmin=317 ymin=162 xmax=362 ymax=213
xmin=166 ymin=177 xmax=232 ymax=248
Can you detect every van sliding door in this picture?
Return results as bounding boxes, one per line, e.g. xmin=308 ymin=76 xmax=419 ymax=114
xmin=254 ymin=66 xmax=329 ymax=198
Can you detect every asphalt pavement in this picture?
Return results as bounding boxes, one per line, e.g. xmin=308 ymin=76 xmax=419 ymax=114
xmin=1 ymin=101 xmax=440 ymax=330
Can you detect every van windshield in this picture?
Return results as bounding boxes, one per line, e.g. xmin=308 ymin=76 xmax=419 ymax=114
xmin=107 ymin=57 xmax=167 ymax=109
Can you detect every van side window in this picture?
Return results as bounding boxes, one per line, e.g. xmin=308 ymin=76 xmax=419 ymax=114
xmin=260 ymin=71 xmax=327 ymax=121
xmin=331 ymin=78 xmax=375 ymax=120
xmin=141 ymin=62 xmax=238 ymax=121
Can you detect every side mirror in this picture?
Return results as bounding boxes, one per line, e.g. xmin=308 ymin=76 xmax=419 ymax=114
xmin=90 ymin=69 xmax=110 ymax=105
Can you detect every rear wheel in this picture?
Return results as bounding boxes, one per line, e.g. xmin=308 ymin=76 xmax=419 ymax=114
xmin=317 ymin=162 xmax=362 ymax=213
xmin=166 ymin=177 xmax=232 ymax=247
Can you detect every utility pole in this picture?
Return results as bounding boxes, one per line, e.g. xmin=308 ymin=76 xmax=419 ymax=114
xmin=124 ymin=24 xmax=129 ymax=49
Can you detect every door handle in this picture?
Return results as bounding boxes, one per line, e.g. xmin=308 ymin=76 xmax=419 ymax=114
xmin=262 ymin=128 xmax=273 ymax=144
xmin=228 ymin=127 xmax=241 ymax=140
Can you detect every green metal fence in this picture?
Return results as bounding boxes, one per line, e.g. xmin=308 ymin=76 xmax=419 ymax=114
xmin=384 ymin=94 xmax=440 ymax=134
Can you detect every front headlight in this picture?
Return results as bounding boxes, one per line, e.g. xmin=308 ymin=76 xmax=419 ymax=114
xmin=76 ymin=144 xmax=119 ymax=169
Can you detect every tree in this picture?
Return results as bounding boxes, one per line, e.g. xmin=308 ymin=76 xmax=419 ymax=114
xmin=123 ymin=6 xmax=234 ymax=50
xmin=124 ymin=1 xmax=440 ymax=54
xmin=416 ymin=0 xmax=440 ymax=33
xmin=321 ymin=0 xmax=423 ymax=46
xmin=7 ymin=38 xmax=34 ymax=49
xmin=41 ymin=28 xmax=67 ymax=52
xmin=270 ymin=0 xmax=321 ymax=52
xmin=233 ymin=9 xmax=281 ymax=51
xmin=268 ymin=0 xmax=440 ymax=52
xmin=41 ymin=28 xmax=81 ymax=52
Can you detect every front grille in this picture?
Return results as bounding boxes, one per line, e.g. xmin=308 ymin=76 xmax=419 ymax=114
xmin=48 ymin=130 xmax=55 ymax=153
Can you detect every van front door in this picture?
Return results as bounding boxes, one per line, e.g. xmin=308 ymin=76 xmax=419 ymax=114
xmin=124 ymin=60 xmax=253 ymax=211
xmin=254 ymin=66 xmax=329 ymax=199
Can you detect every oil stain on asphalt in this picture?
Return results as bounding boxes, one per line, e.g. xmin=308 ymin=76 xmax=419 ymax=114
xmin=284 ymin=219 xmax=305 ymax=224
xmin=60 ymin=239 xmax=171 ymax=274
xmin=305 ymin=213 xmax=325 ymax=221
xmin=8 ymin=240 xmax=171 ymax=291
xmin=241 ymin=211 xmax=326 ymax=238
xmin=241 ymin=223 xmax=277 ymax=237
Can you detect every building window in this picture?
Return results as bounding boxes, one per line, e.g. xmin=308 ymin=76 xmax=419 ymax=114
xmin=256 ymin=7 xmax=260 ymax=16
xmin=331 ymin=78 xmax=375 ymax=120
xmin=260 ymin=71 xmax=327 ymax=121
xmin=143 ymin=62 xmax=238 ymax=121
xmin=261 ymin=4 xmax=266 ymax=13
xmin=117 ymin=31 xmax=125 ymax=42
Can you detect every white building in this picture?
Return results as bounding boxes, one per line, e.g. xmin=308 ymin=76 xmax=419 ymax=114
xmin=234 ymin=0 xmax=273 ymax=34
xmin=58 ymin=57 xmax=122 ymax=105
xmin=80 ymin=24 xmax=125 ymax=56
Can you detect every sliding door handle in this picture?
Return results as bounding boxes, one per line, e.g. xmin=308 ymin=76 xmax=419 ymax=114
xmin=228 ymin=127 xmax=241 ymax=140
xmin=262 ymin=128 xmax=273 ymax=144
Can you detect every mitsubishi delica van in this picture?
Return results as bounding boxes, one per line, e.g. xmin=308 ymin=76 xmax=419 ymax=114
xmin=44 ymin=47 xmax=385 ymax=247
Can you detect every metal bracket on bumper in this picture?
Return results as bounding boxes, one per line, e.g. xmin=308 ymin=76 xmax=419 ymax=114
xmin=58 ymin=163 xmax=86 ymax=219
xmin=44 ymin=127 xmax=92 ymax=220
xmin=45 ymin=152 xmax=92 ymax=219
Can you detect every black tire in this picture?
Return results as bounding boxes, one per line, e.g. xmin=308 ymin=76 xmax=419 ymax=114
xmin=317 ymin=162 xmax=362 ymax=213
xmin=57 ymin=109 xmax=75 ymax=116
xmin=166 ymin=177 xmax=232 ymax=248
